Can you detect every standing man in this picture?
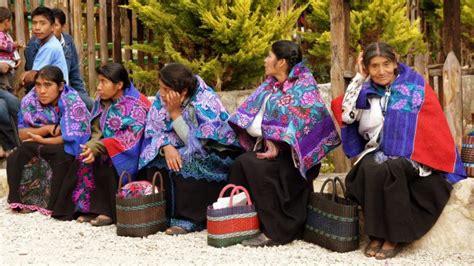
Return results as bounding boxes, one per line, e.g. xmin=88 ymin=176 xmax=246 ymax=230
xmin=25 ymin=8 xmax=92 ymax=109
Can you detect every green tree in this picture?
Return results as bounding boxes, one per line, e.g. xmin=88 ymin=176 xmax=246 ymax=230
xmin=126 ymin=0 xmax=306 ymax=93
xmin=298 ymin=0 xmax=427 ymax=82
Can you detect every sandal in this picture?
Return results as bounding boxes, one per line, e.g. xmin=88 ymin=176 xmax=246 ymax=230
xmin=364 ymin=240 xmax=383 ymax=257
xmin=165 ymin=226 xmax=188 ymax=235
xmin=375 ymin=244 xmax=402 ymax=260
xmin=77 ymin=215 xmax=95 ymax=223
xmin=90 ymin=215 xmax=113 ymax=226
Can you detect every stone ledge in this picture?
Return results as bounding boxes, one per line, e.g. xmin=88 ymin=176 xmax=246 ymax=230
xmin=314 ymin=174 xmax=474 ymax=253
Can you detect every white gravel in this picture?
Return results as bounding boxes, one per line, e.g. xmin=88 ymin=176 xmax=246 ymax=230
xmin=1 ymin=196 xmax=473 ymax=265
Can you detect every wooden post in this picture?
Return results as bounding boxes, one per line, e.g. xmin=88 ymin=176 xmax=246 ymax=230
xmin=121 ymin=6 xmax=132 ymax=61
xmin=13 ymin=0 xmax=26 ymax=91
xmin=99 ymin=0 xmax=108 ymax=65
xmin=112 ymin=0 xmax=122 ymax=62
xmin=443 ymin=0 xmax=461 ymax=61
xmin=137 ymin=17 xmax=145 ymax=68
xmin=86 ymin=0 xmax=96 ymax=95
xmin=43 ymin=0 xmax=52 ymax=8
xmin=414 ymin=53 xmax=429 ymax=81
xmin=72 ymin=0 xmax=83 ymax=76
xmin=30 ymin=0 xmax=39 ymax=10
xmin=442 ymin=52 xmax=463 ymax=149
xmin=330 ymin=0 xmax=351 ymax=173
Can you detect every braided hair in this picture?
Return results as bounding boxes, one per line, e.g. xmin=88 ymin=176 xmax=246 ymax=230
xmin=271 ymin=40 xmax=303 ymax=74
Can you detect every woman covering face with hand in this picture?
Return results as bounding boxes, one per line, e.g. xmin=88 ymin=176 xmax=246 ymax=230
xmin=139 ymin=63 xmax=240 ymax=235
xmin=7 ymin=65 xmax=91 ymax=219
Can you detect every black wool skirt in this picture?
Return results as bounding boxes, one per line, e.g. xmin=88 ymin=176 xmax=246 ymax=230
xmin=345 ymin=153 xmax=452 ymax=243
xmin=228 ymin=151 xmax=320 ymax=244
xmin=7 ymin=142 xmax=79 ymax=220
xmin=146 ymin=167 xmax=226 ymax=227
xmin=86 ymin=157 xmax=119 ymax=222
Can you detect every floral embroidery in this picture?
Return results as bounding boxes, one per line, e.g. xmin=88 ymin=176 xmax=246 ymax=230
xmin=229 ymin=62 xmax=340 ymax=178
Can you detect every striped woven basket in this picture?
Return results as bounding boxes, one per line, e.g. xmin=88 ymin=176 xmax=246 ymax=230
xmin=116 ymin=172 xmax=167 ymax=237
xmin=207 ymin=184 xmax=260 ymax=247
xmin=461 ymin=135 xmax=474 ymax=177
xmin=303 ymin=177 xmax=359 ymax=252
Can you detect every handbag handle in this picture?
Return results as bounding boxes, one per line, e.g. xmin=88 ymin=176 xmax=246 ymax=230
xmin=218 ymin=184 xmax=237 ymax=198
xmin=333 ymin=176 xmax=346 ymax=196
xmin=319 ymin=178 xmax=336 ymax=202
xmin=229 ymin=185 xmax=252 ymax=207
xmin=151 ymin=171 xmax=165 ymax=201
xmin=117 ymin=171 xmax=132 ymax=191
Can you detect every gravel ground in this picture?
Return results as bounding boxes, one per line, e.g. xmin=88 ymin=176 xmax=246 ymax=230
xmin=1 ymin=197 xmax=473 ymax=265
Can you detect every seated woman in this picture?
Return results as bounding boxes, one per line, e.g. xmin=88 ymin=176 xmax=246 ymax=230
xmin=227 ymin=40 xmax=340 ymax=247
xmin=332 ymin=42 xmax=466 ymax=259
xmin=76 ymin=63 xmax=151 ymax=226
xmin=139 ymin=63 xmax=240 ymax=235
xmin=7 ymin=65 xmax=91 ymax=219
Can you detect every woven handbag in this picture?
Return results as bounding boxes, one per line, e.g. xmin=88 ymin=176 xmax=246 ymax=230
xmin=461 ymin=135 xmax=474 ymax=177
xmin=116 ymin=172 xmax=167 ymax=237
xmin=207 ymin=184 xmax=260 ymax=247
xmin=303 ymin=177 xmax=359 ymax=252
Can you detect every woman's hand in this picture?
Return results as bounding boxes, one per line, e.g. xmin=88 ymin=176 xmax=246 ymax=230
xmin=163 ymin=145 xmax=182 ymax=171
xmin=80 ymin=144 xmax=95 ymax=164
xmin=356 ymin=52 xmax=368 ymax=79
xmin=163 ymin=91 xmax=186 ymax=120
xmin=23 ymin=132 xmax=46 ymax=144
xmin=256 ymin=139 xmax=279 ymax=160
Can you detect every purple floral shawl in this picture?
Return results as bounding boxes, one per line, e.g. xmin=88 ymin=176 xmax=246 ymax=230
xmin=139 ymin=75 xmax=238 ymax=169
xmin=18 ymin=84 xmax=91 ymax=156
xmin=228 ymin=62 xmax=341 ymax=179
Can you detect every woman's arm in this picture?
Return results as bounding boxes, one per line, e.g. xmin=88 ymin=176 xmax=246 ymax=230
xmin=19 ymin=125 xmax=56 ymax=141
xmin=23 ymin=133 xmax=63 ymax=145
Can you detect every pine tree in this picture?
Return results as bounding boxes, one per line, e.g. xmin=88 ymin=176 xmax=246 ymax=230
xmin=125 ymin=0 xmax=306 ymax=92
xmin=299 ymin=0 xmax=427 ymax=82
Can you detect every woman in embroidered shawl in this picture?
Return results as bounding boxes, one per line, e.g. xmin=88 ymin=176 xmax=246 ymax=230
xmin=76 ymin=63 xmax=150 ymax=226
xmin=331 ymin=42 xmax=466 ymax=259
xmin=227 ymin=40 xmax=340 ymax=246
xmin=7 ymin=65 xmax=91 ymax=219
xmin=139 ymin=63 xmax=240 ymax=235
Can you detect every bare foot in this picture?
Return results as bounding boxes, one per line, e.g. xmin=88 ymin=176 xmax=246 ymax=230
xmin=364 ymin=239 xmax=383 ymax=257
xmin=375 ymin=241 xmax=401 ymax=260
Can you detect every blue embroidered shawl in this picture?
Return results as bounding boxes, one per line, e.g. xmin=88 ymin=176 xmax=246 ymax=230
xmin=91 ymin=83 xmax=151 ymax=182
xmin=139 ymin=75 xmax=239 ymax=172
xmin=228 ymin=62 xmax=341 ymax=179
xmin=341 ymin=63 xmax=466 ymax=183
xmin=19 ymin=84 xmax=91 ymax=156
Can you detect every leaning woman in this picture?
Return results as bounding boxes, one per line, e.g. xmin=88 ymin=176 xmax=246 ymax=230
xmin=227 ymin=40 xmax=341 ymax=246
xmin=76 ymin=63 xmax=151 ymax=226
xmin=332 ymin=42 xmax=466 ymax=259
xmin=139 ymin=63 xmax=240 ymax=235
xmin=7 ymin=65 xmax=91 ymax=219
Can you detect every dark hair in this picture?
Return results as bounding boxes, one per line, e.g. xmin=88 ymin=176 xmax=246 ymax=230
xmin=362 ymin=42 xmax=397 ymax=69
xmin=31 ymin=6 xmax=55 ymax=24
xmin=52 ymin=8 xmax=66 ymax=26
xmin=96 ymin=63 xmax=131 ymax=90
xmin=159 ymin=63 xmax=197 ymax=97
xmin=35 ymin=65 xmax=65 ymax=85
xmin=0 ymin=7 xmax=12 ymax=22
xmin=271 ymin=40 xmax=303 ymax=73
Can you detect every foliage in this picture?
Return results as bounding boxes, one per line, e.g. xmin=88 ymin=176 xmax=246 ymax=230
xmin=298 ymin=0 xmax=427 ymax=83
xmin=125 ymin=0 xmax=306 ymax=92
